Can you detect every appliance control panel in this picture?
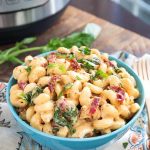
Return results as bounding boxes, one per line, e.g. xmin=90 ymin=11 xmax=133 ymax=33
xmin=0 ymin=0 xmax=48 ymax=13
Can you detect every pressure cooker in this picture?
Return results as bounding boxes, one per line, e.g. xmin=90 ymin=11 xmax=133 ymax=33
xmin=0 ymin=0 xmax=70 ymax=44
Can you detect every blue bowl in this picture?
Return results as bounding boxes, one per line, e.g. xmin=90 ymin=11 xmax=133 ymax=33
xmin=6 ymin=52 xmax=145 ymax=150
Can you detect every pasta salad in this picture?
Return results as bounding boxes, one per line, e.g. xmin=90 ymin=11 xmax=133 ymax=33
xmin=10 ymin=46 xmax=140 ymax=138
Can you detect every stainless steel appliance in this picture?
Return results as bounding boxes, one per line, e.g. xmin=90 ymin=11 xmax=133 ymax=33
xmin=113 ymin=0 xmax=150 ymax=25
xmin=0 ymin=0 xmax=70 ymax=44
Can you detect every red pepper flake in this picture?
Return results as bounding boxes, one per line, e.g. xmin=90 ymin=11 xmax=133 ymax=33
xmin=18 ymin=82 xmax=27 ymax=90
xmin=48 ymin=75 xmax=61 ymax=92
xmin=108 ymin=86 xmax=125 ymax=102
xmin=47 ymin=53 xmax=56 ymax=63
xmin=89 ymin=97 xmax=99 ymax=114
xmin=70 ymin=58 xmax=81 ymax=71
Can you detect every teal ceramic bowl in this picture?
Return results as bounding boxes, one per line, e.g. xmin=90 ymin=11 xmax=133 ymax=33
xmin=6 ymin=52 xmax=145 ymax=150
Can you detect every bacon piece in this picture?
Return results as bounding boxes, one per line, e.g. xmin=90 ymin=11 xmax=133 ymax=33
xmin=48 ymin=75 xmax=61 ymax=92
xmin=70 ymin=59 xmax=81 ymax=71
xmin=89 ymin=107 xmax=96 ymax=114
xmin=41 ymin=62 xmax=48 ymax=67
xmin=104 ymin=59 xmax=115 ymax=67
xmin=89 ymin=97 xmax=99 ymax=114
xmin=18 ymin=82 xmax=27 ymax=90
xmin=108 ymin=61 xmax=115 ymax=67
xmin=47 ymin=53 xmax=56 ymax=63
xmin=58 ymin=98 xmax=67 ymax=111
xmin=108 ymin=86 xmax=125 ymax=102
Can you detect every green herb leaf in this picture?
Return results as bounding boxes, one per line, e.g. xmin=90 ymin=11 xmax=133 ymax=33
xmin=79 ymin=47 xmax=91 ymax=55
xmin=32 ymin=86 xmax=43 ymax=98
xmin=64 ymin=83 xmax=73 ymax=90
xmin=78 ymin=59 xmax=95 ymax=70
xmin=114 ymin=67 xmax=122 ymax=73
xmin=54 ymin=107 xmax=68 ymax=126
xmin=21 ymin=86 xmax=43 ymax=104
xmin=20 ymin=92 xmax=32 ymax=104
xmin=25 ymin=66 xmax=32 ymax=73
xmin=58 ymin=83 xmax=73 ymax=98
xmin=69 ymin=128 xmax=76 ymax=135
xmin=41 ymin=33 xmax=95 ymax=53
xmin=0 ymin=23 xmax=100 ymax=65
xmin=76 ymin=75 xmax=81 ymax=80
xmin=68 ymin=53 xmax=75 ymax=60
xmin=122 ymin=142 xmax=128 ymax=149
xmin=54 ymin=106 xmax=78 ymax=135
xmin=90 ymin=57 xmax=101 ymax=65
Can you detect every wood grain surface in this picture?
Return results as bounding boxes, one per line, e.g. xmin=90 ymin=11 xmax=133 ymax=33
xmin=0 ymin=6 xmax=150 ymax=82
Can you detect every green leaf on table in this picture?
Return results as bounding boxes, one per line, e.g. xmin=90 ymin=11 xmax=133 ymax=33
xmin=41 ymin=33 xmax=95 ymax=53
xmin=0 ymin=23 xmax=101 ymax=65
xmin=21 ymin=37 xmax=37 ymax=45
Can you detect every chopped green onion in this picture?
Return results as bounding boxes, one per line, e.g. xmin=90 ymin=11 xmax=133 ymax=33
xmin=59 ymin=64 xmax=67 ymax=73
xmin=48 ymin=63 xmax=58 ymax=68
xmin=114 ymin=67 xmax=122 ymax=73
xmin=56 ymin=53 xmax=67 ymax=58
xmin=48 ymin=63 xmax=66 ymax=74
xmin=68 ymin=53 xmax=75 ymax=60
xmin=25 ymin=66 xmax=32 ymax=73
xmin=79 ymin=47 xmax=91 ymax=55
xmin=91 ymin=70 xmax=108 ymax=80
xmin=76 ymin=76 xmax=81 ymax=80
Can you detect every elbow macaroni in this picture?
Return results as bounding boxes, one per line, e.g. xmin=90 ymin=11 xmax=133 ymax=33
xmin=10 ymin=46 xmax=140 ymax=138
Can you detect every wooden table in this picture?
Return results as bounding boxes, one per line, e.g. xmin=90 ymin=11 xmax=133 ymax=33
xmin=1 ymin=6 xmax=150 ymax=82
xmin=71 ymin=0 xmax=150 ymax=38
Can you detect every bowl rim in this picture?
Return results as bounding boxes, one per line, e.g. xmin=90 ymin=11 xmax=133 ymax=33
xmin=6 ymin=51 xmax=145 ymax=142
